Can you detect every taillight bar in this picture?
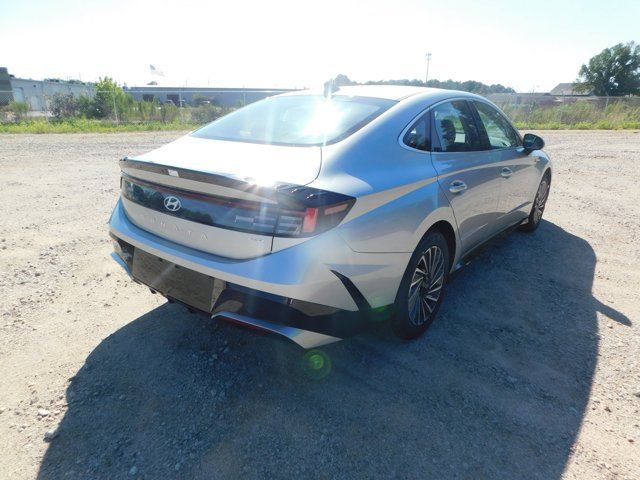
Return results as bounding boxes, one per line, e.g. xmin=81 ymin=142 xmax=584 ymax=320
xmin=121 ymin=174 xmax=355 ymax=238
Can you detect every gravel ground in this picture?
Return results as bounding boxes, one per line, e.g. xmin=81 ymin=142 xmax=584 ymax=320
xmin=0 ymin=130 xmax=639 ymax=480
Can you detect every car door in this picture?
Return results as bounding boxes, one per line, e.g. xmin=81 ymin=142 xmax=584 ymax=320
xmin=471 ymin=100 xmax=539 ymax=229
xmin=429 ymin=100 xmax=504 ymax=254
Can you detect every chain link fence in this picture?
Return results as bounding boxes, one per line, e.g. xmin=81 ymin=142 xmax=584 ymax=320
xmin=0 ymin=90 xmax=13 ymax=105
xmin=0 ymin=88 xmax=292 ymax=126
xmin=487 ymin=94 xmax=640 ymax=128
xmin=2 ymin=87 xmax=639 ymax=129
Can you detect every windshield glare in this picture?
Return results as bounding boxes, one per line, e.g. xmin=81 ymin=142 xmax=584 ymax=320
xmin=191 ymin=95 xmax=396 ymax=146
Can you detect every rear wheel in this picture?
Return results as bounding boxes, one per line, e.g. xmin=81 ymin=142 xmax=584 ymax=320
xmin=520 ymin=173 xmax=551 ymax=232
xmin=391 ymin=231 xmax=449 ymax=339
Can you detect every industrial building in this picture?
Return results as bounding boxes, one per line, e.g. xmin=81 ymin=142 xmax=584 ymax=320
xmin=0 ymin=67 xmax=96 ymax=111
xmin=1 ymin=67 xmax=295 ymax=111
xmin=123 ymin=86 xmax=295 ymax=107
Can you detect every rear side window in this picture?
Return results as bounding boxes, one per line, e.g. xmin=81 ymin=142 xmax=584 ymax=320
xmin=474 ymin=101 xmax=521 ymax=149
xmin=432 ymin=101 xmax=483 ymax=152
xmin=403 ymin=114 xmax=430 ymax=151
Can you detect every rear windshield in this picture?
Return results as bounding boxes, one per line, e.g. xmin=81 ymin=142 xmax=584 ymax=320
xmin=191 ymin=95 xmax=396 ymax=146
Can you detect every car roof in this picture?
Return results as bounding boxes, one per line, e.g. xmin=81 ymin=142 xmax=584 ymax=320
xmin=331 ymin=85 xmax=437 ymax=100
xmin=281 ymin=85 xmax=477 ymax=102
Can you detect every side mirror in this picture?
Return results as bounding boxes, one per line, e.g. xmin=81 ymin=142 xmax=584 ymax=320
xmin=523 ymin=133 xmax=545 ymax=151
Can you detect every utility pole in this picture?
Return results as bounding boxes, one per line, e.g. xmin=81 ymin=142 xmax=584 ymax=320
xmin=425 ymin=52 xmax=432 ymax=86
xmin=112 ymin=88 xmax=118 ymax=123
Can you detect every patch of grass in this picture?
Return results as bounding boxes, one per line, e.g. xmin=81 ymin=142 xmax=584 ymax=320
xmin=0 ymin=119 xmax=199 ymax=134
xmin=2 ymin=101 xmax=639 ymax=133
xmin=503 ymin=100 xmax=640 ymax=130
xmin=513 ymin=120 xmax=640 ymax=130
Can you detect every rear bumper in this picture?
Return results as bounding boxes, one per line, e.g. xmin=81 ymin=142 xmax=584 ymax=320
xmin=109 ymin=247 xmax=375 ymax=348
xmin=108 ymin=199 xmax=405 ymax=346
xmin=109 ymin=198 xmax=409 ymax=311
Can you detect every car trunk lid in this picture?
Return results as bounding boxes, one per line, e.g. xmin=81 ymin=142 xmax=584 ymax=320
xmin=129 ymin=134 xmax=322 ymax=192
xmin=119 ymin=135 xmax=324 ymax=259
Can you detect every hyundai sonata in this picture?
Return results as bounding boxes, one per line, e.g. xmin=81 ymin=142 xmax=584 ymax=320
xmin=109 ymin=86 xmax=551 ymax=348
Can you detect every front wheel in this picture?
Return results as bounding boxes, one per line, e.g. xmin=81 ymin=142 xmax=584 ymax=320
xmin=391 ymin=231 xmax=449 ymax=339
xmin=520 ymin=173 xmax=550 ymax=232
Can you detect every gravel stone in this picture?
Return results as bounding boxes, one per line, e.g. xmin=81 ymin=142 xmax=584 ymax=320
xmin=44 ymin=428 xmax=58 ymax=441
xmin=1 ymin=131 xmax=639 ymax=480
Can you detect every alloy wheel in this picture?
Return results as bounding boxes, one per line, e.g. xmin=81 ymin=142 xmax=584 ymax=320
xmin=407 ymin=246 xmax=445 ymax=326
xmin=533 ymin=179 xmax=550 ymax=223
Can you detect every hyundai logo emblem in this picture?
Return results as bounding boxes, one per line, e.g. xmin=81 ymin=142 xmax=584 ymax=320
xmin=163 ymin=195 xmax=182 ymax=212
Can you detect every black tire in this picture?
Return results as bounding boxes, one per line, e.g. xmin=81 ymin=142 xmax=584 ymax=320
xmin=391 ymin=231 xmax=450 ymax=340
xmin=519 ymin=172 xmax=551 ymax=233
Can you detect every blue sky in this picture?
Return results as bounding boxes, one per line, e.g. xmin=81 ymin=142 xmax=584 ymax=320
xmin=1 ymin=0 xmax=638 ymax=92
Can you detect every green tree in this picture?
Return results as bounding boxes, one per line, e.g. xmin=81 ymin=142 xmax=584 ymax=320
xmin=92 ymin=77 xmax=129 ymax=119
xmin=323 ymin=74 xmax=357 ymax=95
xmin=332 ymin=74 xmax=357 ymax=86
xmin=576 ymin=42 xmax=640 ymax=96
xmin=77 ymin=95 xmax=96 ymax=118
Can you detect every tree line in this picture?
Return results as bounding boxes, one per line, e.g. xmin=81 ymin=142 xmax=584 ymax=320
xmin=328 ymin=73 xmax=515 ymax=94
xmin=329 ymin=42 xmax=640 ymax=97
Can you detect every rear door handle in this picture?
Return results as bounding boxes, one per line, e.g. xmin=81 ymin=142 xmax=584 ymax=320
xmin=449 ymin=180 xmax=467 ymax=194
xmin=501 ymin=167 xmax=513 ymax=178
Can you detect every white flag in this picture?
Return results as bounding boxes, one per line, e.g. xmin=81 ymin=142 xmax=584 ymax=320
xmin=150 ymin=65 xmax=165 ymax=76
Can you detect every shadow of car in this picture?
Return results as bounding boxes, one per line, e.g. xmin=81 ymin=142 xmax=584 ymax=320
xmin=37 ymin=221 xmax=630 ymax=479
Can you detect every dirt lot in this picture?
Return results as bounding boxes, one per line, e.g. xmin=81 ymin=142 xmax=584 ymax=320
xmin=1 ymin=130 xmax=639 ymax=479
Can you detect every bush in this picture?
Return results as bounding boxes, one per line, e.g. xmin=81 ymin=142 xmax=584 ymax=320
xmin=136 ymin=98 xmax=162 ymax=121
xmin=49 ymin=93 xmax=80 ymax=119
xmin=91 ymin=77 xmax=133 ymax=120
xmin=499 ymin=99 xmax=640 ymax=129
xmin=190 ymin=104 xmax=225 ymax=124
xmin=92 ymin=78 xmax=117 ymax=119
xmin=77 ymin=95 xmax=96 ymax=118
xmin=9 ymin=101 xmax=29 ymax=121
xmin=160 ymin=103 xmax=180 ymax=123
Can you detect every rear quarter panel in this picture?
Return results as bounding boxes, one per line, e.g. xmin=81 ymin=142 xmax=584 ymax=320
xmin=311 ymin=97 xmax=461 ymax=262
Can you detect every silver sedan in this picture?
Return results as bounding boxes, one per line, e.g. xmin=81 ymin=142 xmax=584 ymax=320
xmin=109 ymin=85 xmax=551 ymax=347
